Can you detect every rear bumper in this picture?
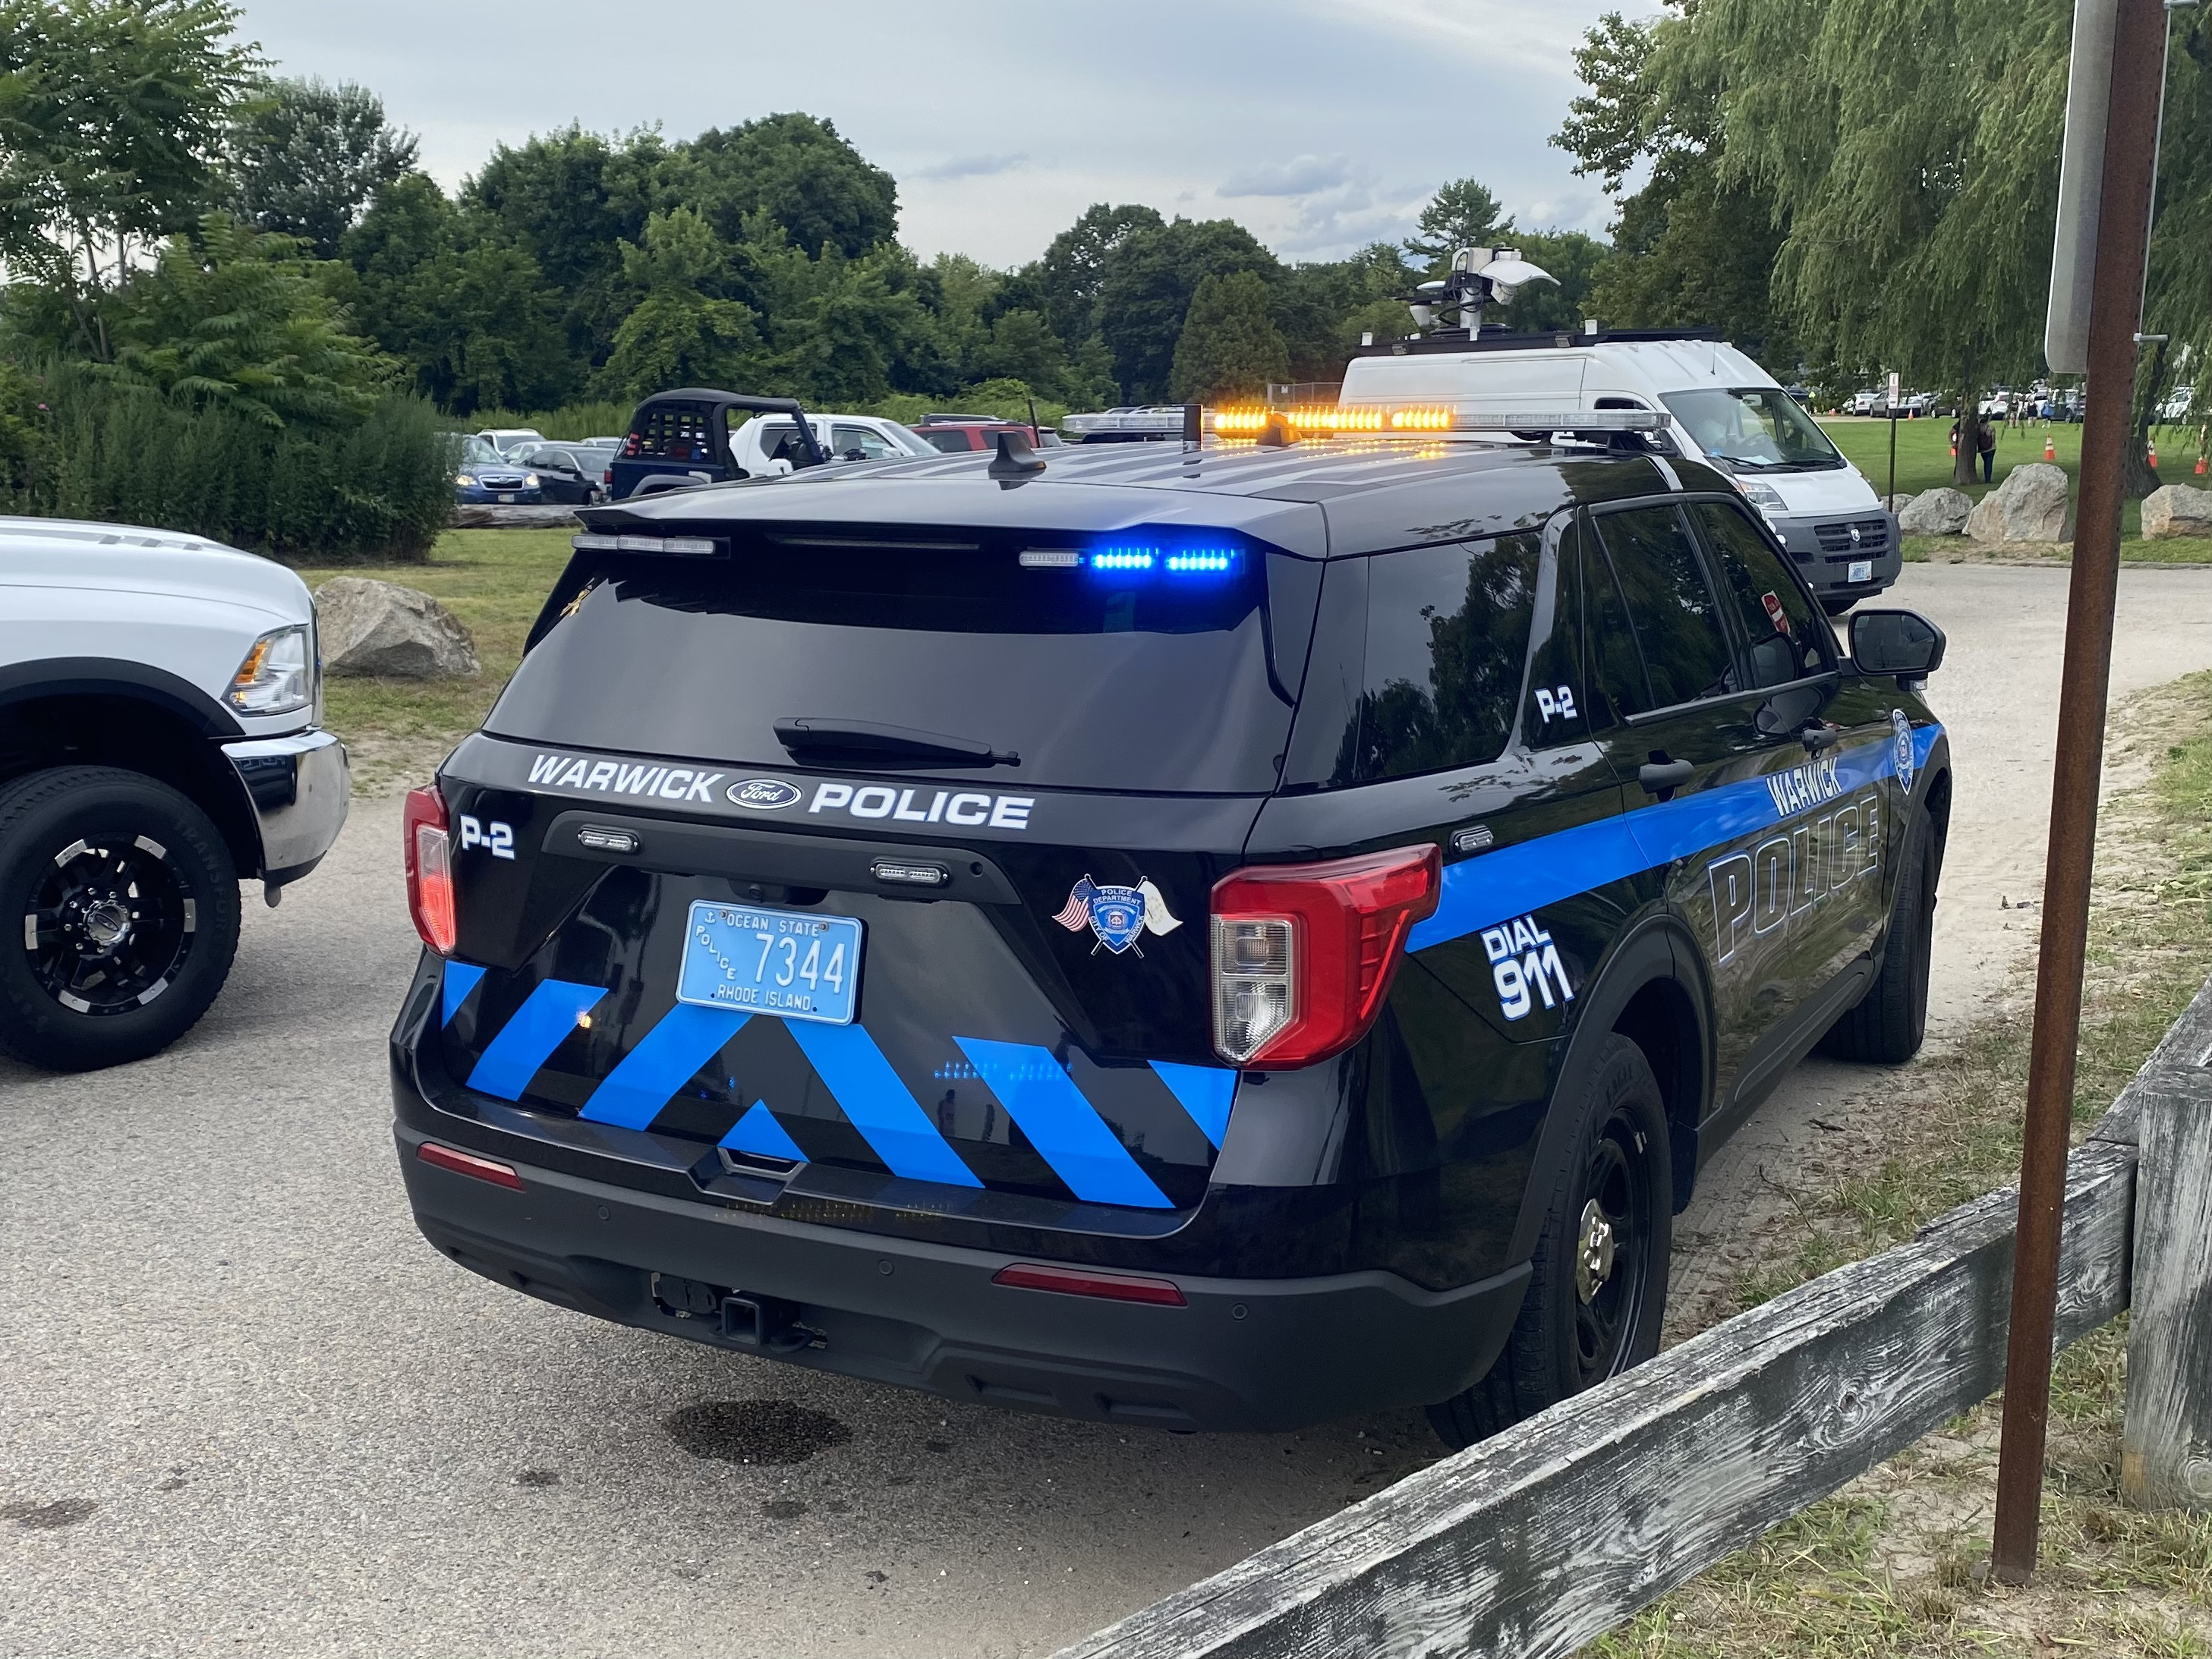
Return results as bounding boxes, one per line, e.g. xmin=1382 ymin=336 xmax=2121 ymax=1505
xmin=395 ymin=1116 xmax=1530 ymax=1433
xmin=221 ymin=727 xmax=349 ymax=884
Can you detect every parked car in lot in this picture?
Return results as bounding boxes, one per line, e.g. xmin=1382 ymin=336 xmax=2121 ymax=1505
xmin=2159 ymin=386 xmax=2195 ymax=424
xmin=909 ymin=416 xmax=1066 ymax=454
xmin=392 ymin=421 xmax=1951 ymax=1447
xmin=474 ymin=427 xmax=545 ymax=457
xmin=452 ymin=436 xmax=541 ymax=505
xmin=0 ymin=516 xmax=349 ymax=1070
xmin=513 ymin=443 xmax=606 ymax=505
xmin=607 ymin=389 xmax=938 ymax=499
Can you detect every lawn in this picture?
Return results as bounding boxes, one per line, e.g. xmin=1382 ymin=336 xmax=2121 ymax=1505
xmin=295 ymin=527 xmax=576 ymax=793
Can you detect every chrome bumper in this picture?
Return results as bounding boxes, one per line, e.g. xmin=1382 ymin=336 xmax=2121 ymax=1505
xmin=222 ymin=728 xmax=351 ymax=884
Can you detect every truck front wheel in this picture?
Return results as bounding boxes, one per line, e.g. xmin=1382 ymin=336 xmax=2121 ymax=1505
xmin=0 ymin=767 xmax=242 ymax=1072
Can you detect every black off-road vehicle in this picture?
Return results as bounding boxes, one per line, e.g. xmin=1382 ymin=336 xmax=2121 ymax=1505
xmin=389 ymin=423 xmax=1949 ymax=1445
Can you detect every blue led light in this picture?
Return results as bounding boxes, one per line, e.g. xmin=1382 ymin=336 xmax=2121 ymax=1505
xmin=1165 ymin=549 xmax=1236 ymax=572
xmin=1089 ymin=547 xmax=1157 ymax=571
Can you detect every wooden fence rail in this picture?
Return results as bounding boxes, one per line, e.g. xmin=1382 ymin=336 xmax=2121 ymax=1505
xmin=1053 ymin=974 xmax=2212 ymax=1659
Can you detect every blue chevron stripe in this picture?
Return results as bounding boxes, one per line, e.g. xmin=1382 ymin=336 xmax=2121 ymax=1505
xmin=440 ymin=961 xmax=487 ymax=1026
xmin=956 ymin=1037 xmax=1173 ymax=1209
xmin=466 ymin=978 xmax=605 ymax=1100
xmin=579 ymin=1004 xmax=749 ymax=1130
xmin=721 ymin=1100 xmax=807 ymax=1162
xmin=1407 ymin=722 xmax=1942 ymax=952
xmin=1149 ymin=1060 xmax=1237 ymax=1148
xmin=784 ymin=1021 xmax=983 ymax=1188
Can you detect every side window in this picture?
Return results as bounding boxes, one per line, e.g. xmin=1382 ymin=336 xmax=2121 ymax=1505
xmin=1582 ymin=518 xmax=1650 ymax=726
xmin=1353 ymin=534 xmax=1542 ymax=780
xmin=1524 ymin=522 xmax=1584 ymax=742
xmin=833 ymin=424 xmax=896 ymax=460
xmin=1692 ymin=501 xmax=1836 ymax=689
xmin=1593 ymin=506 xmax=1737 ymax=709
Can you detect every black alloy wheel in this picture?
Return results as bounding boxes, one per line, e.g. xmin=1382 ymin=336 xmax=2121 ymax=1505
xmin=0 ymin=767 xmax=241 ymax=1072
xmin=1427 ymin=1034 xmax=1672 ymax=1450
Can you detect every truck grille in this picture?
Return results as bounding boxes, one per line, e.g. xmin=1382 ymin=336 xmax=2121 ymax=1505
xmin=1813 ymin=518 xmax=1891 ymax=560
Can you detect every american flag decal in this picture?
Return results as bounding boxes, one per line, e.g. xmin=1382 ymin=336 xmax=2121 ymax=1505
xmin=1053 ymin=877 xmax=1098 ymax=932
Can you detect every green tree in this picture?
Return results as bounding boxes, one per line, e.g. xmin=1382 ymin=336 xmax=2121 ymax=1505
xmin=1027 ymin=202 xmax=1165 ymax=356
xmin=1495 ymin=229 xmax=1611 ymax=333
xmin=601 ymin=207 xmax=760 ymax=396
xmin=972 ymin=309 xmax=1067 ymax=395
xmin=1168 ymin=270 xmax=1288 ymax=402
xmin=1096 ymin=218 xmax=1279 ymax=403
xmin=0 ymin=0 xmax=264 ymax=359
xmin=225 ymin=77 xmax=416 ymax=258
xmin=339 ymin=173 xmax=576 ymax=414
xmin=1404 ymin=178 xmax=1514 ymax=272
xmin=673 ymin=112 xmax=896 ymax=260
xmin=99 ymin=212 xmax=390 ymax=428
xmin=1274 ymin=242 xmax=1416 ymax=379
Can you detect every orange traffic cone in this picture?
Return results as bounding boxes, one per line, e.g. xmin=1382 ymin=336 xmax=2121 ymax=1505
xmin=2195 ymin=452 xmax=2207 ymax=477
xmin=2149 ymin=437 xmax=2159 ymax=468
xmin=2044 ymin=434 xmax=2056 ymax=461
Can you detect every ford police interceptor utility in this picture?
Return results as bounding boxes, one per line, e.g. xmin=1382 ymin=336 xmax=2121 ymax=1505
xmin=389 ymin=411 xmax=1950 ymax=1445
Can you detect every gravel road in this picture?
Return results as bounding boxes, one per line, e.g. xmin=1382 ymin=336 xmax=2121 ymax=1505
xmin=5 ymin=562 xmax=2210 ymax=1659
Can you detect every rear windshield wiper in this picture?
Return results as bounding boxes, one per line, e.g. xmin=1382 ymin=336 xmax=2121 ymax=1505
xmin=773 ymin=718 xmax=1020 ymax=769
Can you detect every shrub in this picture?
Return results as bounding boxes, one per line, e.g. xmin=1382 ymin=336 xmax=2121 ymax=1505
xmin=3 ymin=363 xmax=452 ymax=562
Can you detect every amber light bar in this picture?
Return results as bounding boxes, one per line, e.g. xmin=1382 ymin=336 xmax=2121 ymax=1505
xmin=1208 ymin=406 xmax=1668 ymax=436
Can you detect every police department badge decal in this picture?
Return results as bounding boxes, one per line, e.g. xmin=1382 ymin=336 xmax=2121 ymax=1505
xmin=1891 ymin=708 xmax=1916 ymax=795
xmin=1052 ymin=876 xmax=1183 ymax=955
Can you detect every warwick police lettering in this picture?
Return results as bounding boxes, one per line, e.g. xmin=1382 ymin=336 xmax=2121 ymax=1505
xmin=1708 ymin=788 xmax=1883 ymax=966
xmin=1764 ymin=752 xmax=1843 ymax=817
xmin=528 ymin=752 xmax=723 ymax=802
xmin=519 ymin=751 xmax=1039 ymax=830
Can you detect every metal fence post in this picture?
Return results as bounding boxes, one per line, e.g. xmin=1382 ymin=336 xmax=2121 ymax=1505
xmin=2122 ymin=1075 xmax=2212 ymax=1511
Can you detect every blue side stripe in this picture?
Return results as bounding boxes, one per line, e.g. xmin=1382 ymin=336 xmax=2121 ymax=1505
xmin=785 ymin=1022 xmax=984 ymax=1188
xmin=440 ymin=961 xmax=486 ymax=1026
xmin=721 ymin=1100 xmax=807 ymax=1162
xmin=1408 ymin=725 xmax=1940 ymax=952
xmin=579 ymin=1005 xmax=749 ymax=1130
xmin=466 ymin=979 xmax=606 ymax=1100
xmin=956 ymin=1037 xmax=1174 ymax=1210
xmin=1149 ymin=1061 xmax=1237 ymax=1148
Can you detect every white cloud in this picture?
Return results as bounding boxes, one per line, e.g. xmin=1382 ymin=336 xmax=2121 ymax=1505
xmin=912 ymin=153 xmax=1029 ymax=182
xmin=1218 ymin=154 xmax=1356 ymax=198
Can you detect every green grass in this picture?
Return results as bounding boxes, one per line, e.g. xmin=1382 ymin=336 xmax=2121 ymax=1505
xmin=294 ymin=527 xmax=576 ymax=792
xmin=1588 ymin=673 xmax=2212 ymax=1658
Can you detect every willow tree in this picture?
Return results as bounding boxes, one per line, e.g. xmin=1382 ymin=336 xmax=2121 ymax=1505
xmin=1665 ymin=0 xmax=2072 ymax=485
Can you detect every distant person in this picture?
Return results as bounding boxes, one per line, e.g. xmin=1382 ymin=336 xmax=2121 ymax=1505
xmin=1976 ymin=413 xmax=1998 ymax=483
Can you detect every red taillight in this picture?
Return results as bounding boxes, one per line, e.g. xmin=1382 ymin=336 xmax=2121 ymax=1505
xmin=991 ymin=1263 xmax=1186 ymax=1306
xmin=417 ymin=1141 xmax=523 ymax=1190
xmin=1208 ymin=844 xmax=1441 ymax=1069
xmin=622 ymin=432 xmax=640 ymax=458
xmin=402 ymin=783 xmax=456 ymax=954
xmin=602 ymin=469 xmax=613 ymax=485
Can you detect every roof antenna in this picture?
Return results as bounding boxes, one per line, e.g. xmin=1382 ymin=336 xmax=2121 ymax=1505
xmin=1025 ymin=394 xmax=1041 ymax=447
xmin=988 ymin=428 xmax=1048 ymax=483
xmin=1182 ymin=402 xmax=1202 ymax=451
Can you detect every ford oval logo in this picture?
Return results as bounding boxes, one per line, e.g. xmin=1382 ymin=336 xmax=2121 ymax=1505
xmin=727 ymin=778 xmax=802 ymax=811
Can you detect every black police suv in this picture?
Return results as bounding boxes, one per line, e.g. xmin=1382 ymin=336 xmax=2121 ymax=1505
xmin=389 ymin=431 xmax=1951 ymax=1446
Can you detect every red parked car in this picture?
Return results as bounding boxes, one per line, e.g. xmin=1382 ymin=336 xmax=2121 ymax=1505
xmin=909 ymin=415 xmax=1064 ymax=454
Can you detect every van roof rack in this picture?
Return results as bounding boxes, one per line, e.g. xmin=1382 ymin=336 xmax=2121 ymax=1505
xmin=1352 ymin=327 xmax=1725 ymax=359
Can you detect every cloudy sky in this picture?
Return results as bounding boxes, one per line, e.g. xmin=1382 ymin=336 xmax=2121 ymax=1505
xmin=232 ymin=0 xmax=1660 ymax=268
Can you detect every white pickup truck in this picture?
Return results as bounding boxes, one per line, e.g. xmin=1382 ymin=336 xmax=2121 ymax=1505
xmin=0 ymin=516 xmax=349 ymax=1071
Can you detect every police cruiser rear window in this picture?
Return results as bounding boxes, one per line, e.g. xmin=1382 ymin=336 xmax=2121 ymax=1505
xmin=487 ymin=534 xmax=1303 ymax=794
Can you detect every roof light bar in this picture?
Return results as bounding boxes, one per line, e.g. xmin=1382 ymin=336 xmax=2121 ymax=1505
xmin=1211 ymin=405 xmax=1668 ymax=435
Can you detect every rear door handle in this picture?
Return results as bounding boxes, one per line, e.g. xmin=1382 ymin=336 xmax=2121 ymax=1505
xmin=1638 ymin=758 xmax=1696 ymax=793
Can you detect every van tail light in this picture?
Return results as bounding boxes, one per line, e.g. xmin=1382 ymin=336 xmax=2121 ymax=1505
xmin=403 ymin=784 xmax=457 ymax=954
xmin=1209 ymin=844 xmax=1441 ymax=1069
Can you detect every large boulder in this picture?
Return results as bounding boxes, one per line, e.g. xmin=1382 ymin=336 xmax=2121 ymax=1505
xmin=1965 ymin=462 xmax=2073 ymax=542
xmin=1898 ymin=486 xmax=1972 ymax=536
xmin=2141 ymin=483 xmax=2212 ymax=539
xmin=316 ymin=577 xmax=480 ymax=678
xmin=450 ymin=504 xmax=581 ymax=529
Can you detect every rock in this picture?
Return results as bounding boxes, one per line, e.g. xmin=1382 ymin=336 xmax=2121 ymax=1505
xmin=450 ymin=504 xmax=581 ymax=529
xmin=1965 ymin=463 xmax=2073 ymax=542
xmin=2141 ymin=483 xmax=2212 ymax=539
xmin=1883 ymin=493 xmax=1915 ymax=514
xmin=315 ymin=577 xmax=480 ymax=678
xmin=1898 ymin=486 xmax=1972 ymax=536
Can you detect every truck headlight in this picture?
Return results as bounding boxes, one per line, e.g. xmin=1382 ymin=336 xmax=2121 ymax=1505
xmin=228 ymin=624 xmax=312 ymax=716
xmin=1738 ymin=480 xmax=1787 ymax=515
xmin=524 ymin=473 xmax=540 ymax=487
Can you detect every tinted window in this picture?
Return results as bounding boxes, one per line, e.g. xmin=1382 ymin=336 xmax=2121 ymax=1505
xmin=1583 ymin=523 xmax=1650 ymax=725
xmin=1351 ymin=534 xmax=1541 ymax=780
xmin=1524 ymin=523 xmax=1584 ymax=742
xmin=490 ymin=539 xmax=1302 ymax=794
xmin=1694 ymin=502 xmax=1835 ymax=690
xmin=1593 ymin=507 xmax=1735 ymax=709
xmin=631 ymin=403 xmax=717 ymax=461
xmin=917 ymin=429 xmax=973 ymax=453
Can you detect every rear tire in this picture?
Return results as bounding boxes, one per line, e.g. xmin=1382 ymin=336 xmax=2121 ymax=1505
xmin=1818 ymin=807 xmax=1933 ymax=1064
xmin=0 ymin=767 xmax=241 ymax=1072
xmin=1427 ymin=1034 xmax=1672 ymax=1450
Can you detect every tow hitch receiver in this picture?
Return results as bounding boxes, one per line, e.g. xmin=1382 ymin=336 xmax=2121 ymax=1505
xmin=722 ymin=1292 xmax=814 ymax=1354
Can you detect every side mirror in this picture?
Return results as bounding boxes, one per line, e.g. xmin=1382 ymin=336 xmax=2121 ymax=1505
xmin=1850 ymin=609 xmax=1946 ymax=679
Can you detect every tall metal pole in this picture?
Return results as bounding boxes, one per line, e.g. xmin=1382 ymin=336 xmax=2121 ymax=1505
xmin=1989 ymin=0 xmax=2169 ymax=1584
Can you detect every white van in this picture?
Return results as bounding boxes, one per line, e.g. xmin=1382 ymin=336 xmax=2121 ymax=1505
xmin=1340 ymin=333 xmax=1900 ymax=612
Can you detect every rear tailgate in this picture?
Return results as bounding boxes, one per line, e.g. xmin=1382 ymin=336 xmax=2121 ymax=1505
xmin=422 ymin=523 xmax=1323 ymax=1216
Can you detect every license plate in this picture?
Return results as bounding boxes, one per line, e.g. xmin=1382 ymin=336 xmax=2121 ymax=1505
xmin=676 ymin=900 xmax=862 ymax=1025
xmin=1847 ymin=559 xmax=1873 ymax=583
xmin=498 ymin=493 xmax=516 ymax=503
